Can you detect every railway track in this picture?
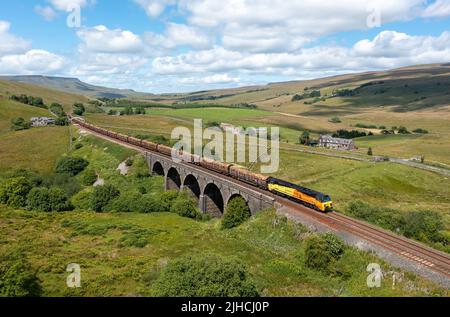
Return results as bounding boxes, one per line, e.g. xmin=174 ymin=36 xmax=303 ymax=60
xmin=76 ymin=123 xmax=450 ymax=283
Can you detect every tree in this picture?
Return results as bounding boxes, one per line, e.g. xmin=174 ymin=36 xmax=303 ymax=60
xmin=152 ymin=254 xmax=259 ymax=297
xmin=367 ymin=147 xmax=373 ymax=156
xmin=0 ymin=177 xmax=32 ymax=208
xmin=398 ymin=126 xmax=411 ymax=134
xmin=170 ymin=193 xmax=200 ymax=219
xmin=81 ymin=169 xmax=97 ymax=186
xmin=73 ymin=103 xmax=86 ymax=116
xmin=55 ymin=157 xmax=89 ymax=176
xmin=90 ymin=184 xmax=120 ymax=212
xmin=299 ymin=131 xmax=310 ymax=145
xmin=26 ymin=188 xmax=51 ymax=212
xmin=11 ymin=117 xmax=30 ymax=131
xmin=222 ymin=196 xmax=251 ymax=229
xmin=304 ymin=234 xmax=345 ymax=271
xmin=49 ymin=103 xmax=65 ymax=117
xmin=403 ymin=211 xmax=445 ymax=244
xmin=54 ymin=116 xmax=69 ymax=126
xmin=0 ymin=252 xmax=42 ymax=297
xmin=26 ymin=187 xmax=72 ymax=212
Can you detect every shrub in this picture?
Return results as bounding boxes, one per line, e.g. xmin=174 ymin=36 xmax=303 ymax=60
xmin=111 ymin=192 xmax=145 ymax=213
xmin=397 ymin=126 xmax=411 ymax=134
xmin=329 ymin=117 xmax=341 ymax=123
xmin=367 ymin=147 xmax=373 ymax=156
xmin=49 ymin=103 xmax=65 ymax=117
xmin=74 ymin=143 xmax=83 ymax=150
xmin=81 ymin=169 xmax=97 ymax=186
xmin=0 ymin=177 xmax=32 ymax=208
xmin=26 ymin=188 xmax=51 ymax=212
xmin=55 ymin=157 xmax=89 ymax=176
xmin=222 ymin=196 xmax=251 ymax=229
xmin=156 ymin=190 xmax=179 ymax=212
xmin=70 ymin=189 xmax=93 ymax=211
xmin=48 ymin=187 xmax=72 ymax=212
xmin=0 ymin=252 xmax=42 ymax=297
xmin=403 ymin=211 xmax=447 ymax=244
xmin=90 ymin=184 xmax=120 ymax=212
xmin=413 ymin=128 xmax=429 ymax=134
xmin=41 ymin=173 xmax=81 ymax=197
xmin=26 ymin=187 xmax=72 ymax=212
xmin=11 ymin=117 xmax=30 ymax=131
xmin=73 ymin=103 xmax=86 ymax=116
xmin=170 ymin=193 xmax=201 ymax=219
xmin=152 ymin=254 xmax=259 ymax=297
xmin=304 ymin=234 xmax=345 ymax=271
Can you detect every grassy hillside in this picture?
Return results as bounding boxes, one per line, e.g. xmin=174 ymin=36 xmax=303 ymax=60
xmin=0 ymin=79 xmax=91 ymax=112
xmin=0 ymin=132 xmax=446 ymax=297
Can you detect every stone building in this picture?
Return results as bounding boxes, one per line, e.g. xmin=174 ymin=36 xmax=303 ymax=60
xmin=30 ymin=117 xmax=55 ymax=127
xmin=318 ymin=135 xmax=356 ymax=150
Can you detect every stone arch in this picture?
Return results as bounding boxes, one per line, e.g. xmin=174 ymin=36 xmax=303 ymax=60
xmin=152 ymin=161 xmax=165 ymax=176
xmin=183 ymin=174 xmax=201 ymax=200
xmin=167 ymin=167 xmax=181 ymax=190
xmin=203 ymin=183 xmax=224 ymax=217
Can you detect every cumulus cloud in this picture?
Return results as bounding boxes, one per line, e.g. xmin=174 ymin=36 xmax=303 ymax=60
xmin=77 ymin=25 xmax=145 ymax=54
xmin=152 ymin=31 xmax=450 ymax=76
xmin=35 ymin=5 xmax=57 ymax=21
xmin=0 ymin=49 xmax=67 ymax=75
xmin=422 ymin=0 xmax=450 ymax=17
xmin=0 ymin=21 xmax=31 ymax=55
xmin=48 ymin=0 xmax=89 ymax=12
xmin=145 ymin=23 xmax=211 ymax=50
xmin=179 ymin=73 xmax=240 ymax=84
xmin=134 ymin=0 xmax=175 ymax=17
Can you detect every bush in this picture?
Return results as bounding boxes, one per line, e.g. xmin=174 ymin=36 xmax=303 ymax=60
xmin=222 ymin=196 xmax=251 ymax=229
xmin=74 ymin=143 xmax=83 ymax=150
xmin=403 ymin=211 xmax=447 ymax=244
xmin=26 ymin=188 xmax=51 ymax=212
xmin=367 ymin=147 xmax=373 ymax=156
xmin=90 ymin=184 xmax=120 ymax=212
xmin=397 ymin=126 xmax=411 ymax=134
xmin=81 ymin=169 xmax=97 ymax=186
xmin=0 ymin=177 xmax=32 ymax=208
xmin=49 ymin=103 xmax=65 ymax=117
xmin=73 ymin=103 xmax=86 ymax=116
xmin=41 ymin=173 xmax=81 ymax=197
xmin=152 ymin=254 xmax=259 ymax=297
xmin=11 ymin=117 xmax=30 ymax=131
xmin=55 ymin=157 xmax=89 ymax=176
xmin=304 ymin=234 xmax=345 ymax=271
xmin=156 ymin=190 xmax=179 ymax=212
xmin=170 ymin=193 xmax=201 ymax=219
xmin=0 ymin=252 xmax=42 ymax=297
xmin=413 ymin=128 xmax=429 ymax=134
xmin=26 ymin=187 xmax=72 ymax=212
xmin=71 ymin=189 xmax=93 ymax=211
xmin=329 ymin=117 xmax=341 ymax=123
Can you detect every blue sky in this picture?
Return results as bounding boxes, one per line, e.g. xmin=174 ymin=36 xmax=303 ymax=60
xmin=0 ymin=0 xmax=449 ymax=93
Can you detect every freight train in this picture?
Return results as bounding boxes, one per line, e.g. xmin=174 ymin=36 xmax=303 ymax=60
xmin=72 ymin=117 xmax=333 ymax=213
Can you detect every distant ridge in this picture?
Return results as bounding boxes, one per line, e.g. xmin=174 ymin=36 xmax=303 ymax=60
xmin=0 ymin=75 xmax=152 ymax=99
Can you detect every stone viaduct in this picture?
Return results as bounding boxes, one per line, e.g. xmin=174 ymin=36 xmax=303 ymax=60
xmin=145 ymin=151 xmax=276 ymax=217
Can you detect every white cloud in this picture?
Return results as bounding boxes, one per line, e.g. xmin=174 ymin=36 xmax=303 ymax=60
xmin=177 ymin=0 xmax=426 ymax=52
xmin=77 ymin=25 xmax=145 ymax=53
xmin=423 ymin=0 xmax=450 ymax=17
xmin=152 ymin=31 xmax=450 ymax=77
xmin=145 ymin=23 xmax=211 ymax=50
xmin=0 ymin=21 xmax=31 ymax=55
xmin=134 ymin=0 xmax=175 ymax=17
xmin=35 ymin=5 xmax=58 ymax=21
xmin=48 ymin=0 xmax=89 ymax=12
xmin=0 ymin=49 xmax=67 ymax=75
xmin=180 ymin=73 xmax=240 ymax=84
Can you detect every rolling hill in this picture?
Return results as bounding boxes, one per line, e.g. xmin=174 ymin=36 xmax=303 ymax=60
xmin=0 ymin=75 xmax=151 ymax=99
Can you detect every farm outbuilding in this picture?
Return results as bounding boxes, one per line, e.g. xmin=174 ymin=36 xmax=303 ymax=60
xmin=318 ymin=135 xmax=356 ymax=150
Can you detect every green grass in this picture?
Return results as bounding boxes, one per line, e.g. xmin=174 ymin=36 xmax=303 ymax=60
xmin=0 ymin=98 xmax=51 ymax=135
xmin=0 ymin=126 xmax=70 ymax=174
xmin=0 ymin=207 xmax=446 ymax=297
xmin=0 ymin=125 xmax=448 ymax=297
